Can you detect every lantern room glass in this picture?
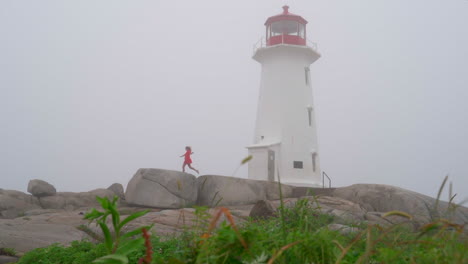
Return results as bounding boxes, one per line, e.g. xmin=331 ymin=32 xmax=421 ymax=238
xmin=267 ymin=21 xmax=305 ymax=39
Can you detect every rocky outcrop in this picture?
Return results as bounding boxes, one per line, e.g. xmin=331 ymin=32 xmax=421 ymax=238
xmin=27 ymin=179 xmax=56 ymax=197
xmin=107 ymin=183 xmax=125 ymax=200
xmin=196 ymin=175 xmax=296 ymax=207
xmin=270 ymin=196 xmax=368 ymax=224
xmin=1 ymin=169 xmax=467 ymax=256
xmin=0 ymin=212 xmax=88 ymax=254
xmin=264 ymin=181 xmax=294 ymax=200
xmin=314 ymin=196 xmax=367 ymax=223
xmin=0 ymin=189 xmax=41 ymax=219
xmin=249 ymin=200 xmax=276 ymax=219
xmin=125 ymin=169 xmax=198 ymax=208
xmin=197 ymin=175 xmax=266 ymax=206
xmin=269 ymin=190 xmax=468 ymax=230
xmin=331 ymin=184 xmax=468 ymax=225
xmin=1 ymin=185 xmax=118 ymax=219
xmin=0 ymin=205 xmax=246 ymax=254
xmin=38 ymin=189 xmax=116 ymax=210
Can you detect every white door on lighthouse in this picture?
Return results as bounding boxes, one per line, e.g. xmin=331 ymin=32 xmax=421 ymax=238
xmin=267 ymin=150 xmax=275 ymax=182
xmin=247 ymin=6 xmax=322 ymax=187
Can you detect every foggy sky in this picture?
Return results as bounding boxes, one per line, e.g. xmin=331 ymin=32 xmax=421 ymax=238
xmin=1 ymin=0 xmax=467 ymax=201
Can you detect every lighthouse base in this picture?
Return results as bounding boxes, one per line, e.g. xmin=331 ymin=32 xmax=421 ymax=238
xmin=247 ymin=141 xmax=322 ymax=187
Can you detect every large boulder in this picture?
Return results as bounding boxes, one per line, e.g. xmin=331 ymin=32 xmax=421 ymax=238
xmin=264 ymin=181 xmax=294 ymax=200
xmin=332 ymin=184 xmax=468 ymax=225
xmin=38 ymin=189 xmax=116 ymax=210
xmin=0 ymin=189 xmax=41 ymax=219
xmin=270 ymin=196 xmax=367 ymax=224
xmin=107 ymin=183 xmax=125 ymax=200
xmin=197 ymin=175 xmax=267 ymax=206
xmin=0 ymin=214 xmax=88 ymax=254
xmin=196 ymin=175 xmax=297 ymax=207
xmin=249 ymin=200 xmax=276 ymax=219
xmin=313 ymin=195 xmax=367 ymax=223
xmin=125 ymin=169 xmax=198 ymax=208
xmin=27 ymin=179 xmax=56 ymax=197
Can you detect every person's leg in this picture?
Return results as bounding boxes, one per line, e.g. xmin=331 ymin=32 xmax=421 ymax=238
xmin=188 ymin=164 xmax=199 ymax=174
xmin=182 ymin=162 xmax=187 ymax=172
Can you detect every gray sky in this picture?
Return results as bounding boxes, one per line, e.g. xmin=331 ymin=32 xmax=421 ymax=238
xmin=1 ymin=0 xmax=467 ymax=201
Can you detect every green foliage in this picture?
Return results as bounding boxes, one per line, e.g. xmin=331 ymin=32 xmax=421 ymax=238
xmin=150 ymin=235 xmax=188 ymax=263
xmin=281 ymin=198 xmax=334 ymax=232
xmin=192 ymin=206 xmax=211 ymax=235
xmin=17 ymin=241 xmax=107 ymax=264
xmin=188 ymin=202 xmax=337 ymax=264
xmin=0 ymin=247 xmax=17 ymax=256
xmin=84 ymin=196 xmax=151 ymax=264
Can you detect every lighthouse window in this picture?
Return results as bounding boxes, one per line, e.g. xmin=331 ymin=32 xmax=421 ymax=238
xmin=271 ymin=21 xmax=299 ymax=36
xmin=312 ymin=153 xmax=317 ymax=172
xmin=298 ymin=24 xmax=305 ymax=38
xmin=307 ymin=107 xmax=313 ymax=126
xmin=305 ymin=67 xmax=310 ymax=85
xmin=293 ymin=161 xmax=303 ymax=169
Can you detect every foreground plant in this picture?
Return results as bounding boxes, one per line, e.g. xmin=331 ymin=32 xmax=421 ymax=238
xmin=84 ymin=196 xmax=151 ymax=264
xmin=0 ymin=247 xmax=17 ymax=258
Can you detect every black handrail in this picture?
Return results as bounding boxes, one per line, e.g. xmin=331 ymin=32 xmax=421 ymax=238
xmin=322 ymin=171 xmax=331 ymax=188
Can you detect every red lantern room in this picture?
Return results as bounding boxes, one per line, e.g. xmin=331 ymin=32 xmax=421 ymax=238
xmin=265 ymin=6 xmax=307 ymax=46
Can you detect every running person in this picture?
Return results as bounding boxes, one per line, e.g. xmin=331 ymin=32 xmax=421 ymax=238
xmin=180 ymin=146 xmax=199 ymax=174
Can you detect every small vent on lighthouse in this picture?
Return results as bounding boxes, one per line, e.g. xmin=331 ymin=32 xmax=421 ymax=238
xmin=293 ymin=161 xmax=303 ymax=169
xmin=307 ymin=105 xmax=313 ymax=126
xmin=312 ymin=152 xmax=317 ymax=172
xmin=305 ymin=67 xmax=310 ymax=85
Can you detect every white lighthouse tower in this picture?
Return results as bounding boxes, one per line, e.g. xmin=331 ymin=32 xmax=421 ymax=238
xmin=247 ymin=6 xmax=321 ymax=186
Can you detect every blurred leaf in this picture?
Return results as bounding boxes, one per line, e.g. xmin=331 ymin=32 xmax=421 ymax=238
xmin=119 ymin=210 xmax=149 ymax=230
xmin=382 ymin=210 xmax=413 ymax=220
xmin=434 ymin=175 xmax=449 ymax=217
xmin=332 ymin=240 xmax=344 ymax=253
xmin=109 ymin=205 xmax=120 ymax=233
xmin=93 ymin=254 xmax=128 ymax=264
xmin=177 ymin=180 xmax=182 ymax=190
xmin=417 ymin=222 xmax=443 ymax=238
xmin=121 ymin=225 xmax=152 ymax=240
xmin=267 ymin=241 xmax=301 ymax=264
xmin=241 ymin=155 xmax=253 ymax=165
xmin=112 ymin=196 xmax=119 ymax=205
xmin=84 ymin=208 xmax=104 ymax=221
xmin=116 ymin=238 xmax=144 ymax=256
xmin=97 ymin=196 xmax=110 ymax=210
xmin=99 ymin=222 xmax=113 ymax=253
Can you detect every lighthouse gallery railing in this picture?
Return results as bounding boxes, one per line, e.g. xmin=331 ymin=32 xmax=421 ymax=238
xmin=252 ymin=36 xmax=318 ymax=55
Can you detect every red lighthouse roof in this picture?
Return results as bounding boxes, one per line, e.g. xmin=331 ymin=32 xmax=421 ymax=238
xmin=264 ymin=6 xmax=308 ymax=46
xmin=265 ymin=6 xmax=308 ymax=26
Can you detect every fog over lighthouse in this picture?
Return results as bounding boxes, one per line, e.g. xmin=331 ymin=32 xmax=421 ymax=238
xmin=247 ymin=6 xmax=322 ymax=186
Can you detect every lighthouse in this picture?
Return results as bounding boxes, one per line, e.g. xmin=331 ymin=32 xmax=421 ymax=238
xmin=247 ymin=6 xmax=321 ymax=186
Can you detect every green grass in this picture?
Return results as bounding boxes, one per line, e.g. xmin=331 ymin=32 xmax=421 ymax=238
xmin=16 ymin=241 xmax=107 ymax=264
xmin=16 ymin=197 xmax=467 ymax=264
xmin=0 ymin=247 xmax=17 ymax=256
